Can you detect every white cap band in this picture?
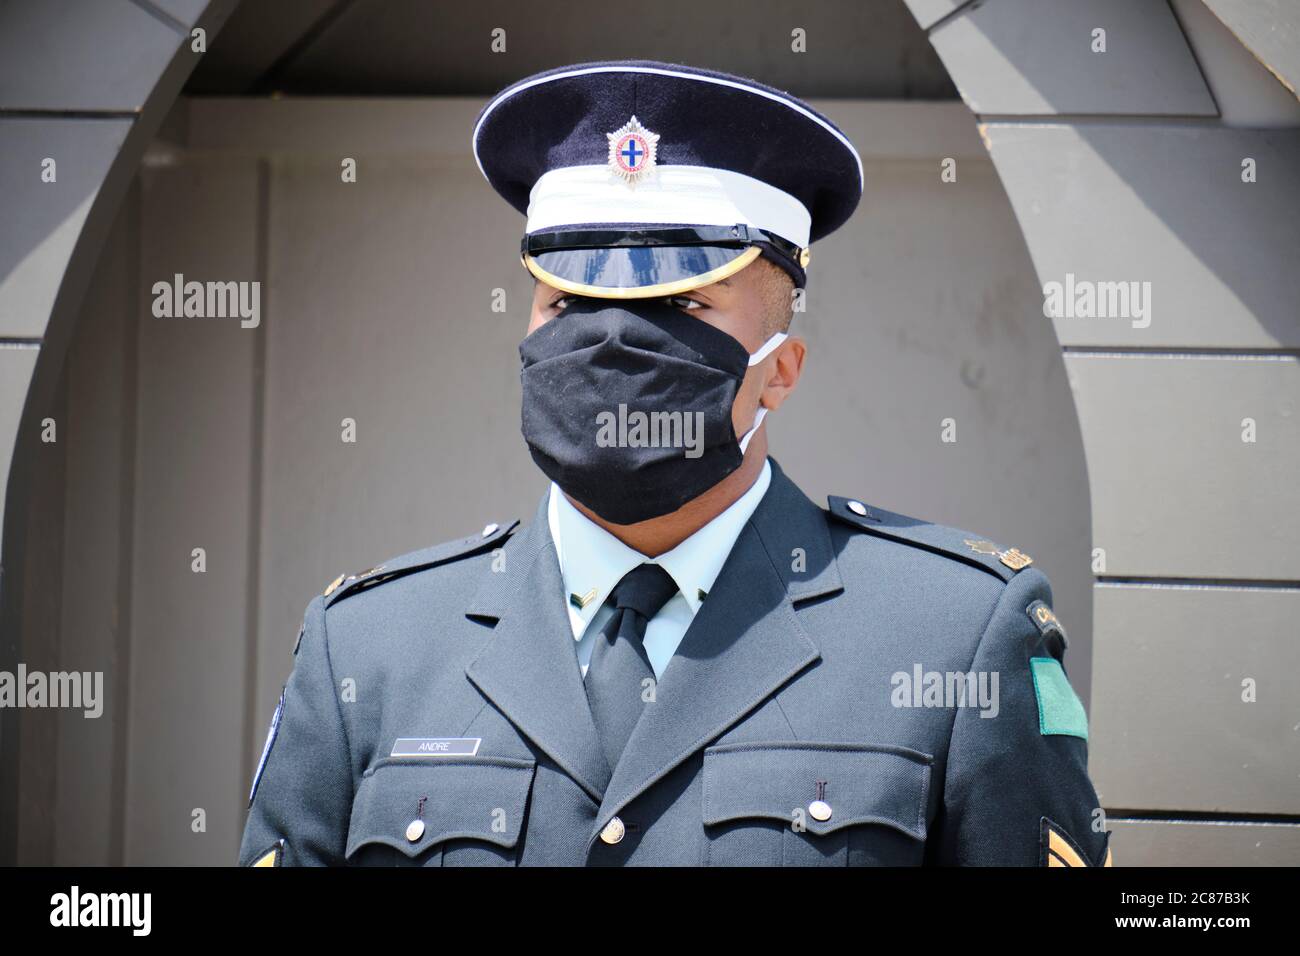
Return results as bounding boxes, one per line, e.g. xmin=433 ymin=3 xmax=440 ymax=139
xmin=526 ymin=165 xmax=812 ymax=249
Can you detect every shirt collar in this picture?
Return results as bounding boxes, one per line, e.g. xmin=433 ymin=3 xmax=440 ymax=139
xmin=548 ymin=459 xmax=773 ymax=640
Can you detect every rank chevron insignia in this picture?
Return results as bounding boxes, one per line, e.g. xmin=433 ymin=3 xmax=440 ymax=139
xmin=1041 ymin=818 xmax=1113 ymax=867
xmin=607 ymin=115 xmax=660 ymax=184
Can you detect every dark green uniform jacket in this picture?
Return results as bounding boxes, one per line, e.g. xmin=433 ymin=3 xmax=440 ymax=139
xmin=239 ymin=459 xmax=1110 ymax=867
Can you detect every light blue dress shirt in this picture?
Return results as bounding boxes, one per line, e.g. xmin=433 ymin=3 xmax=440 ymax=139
xmin=547 ymin=459 xmax=773 ymax=679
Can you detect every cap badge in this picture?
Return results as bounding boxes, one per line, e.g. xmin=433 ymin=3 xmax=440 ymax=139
xmin=607 ymin=115 xmax=659 ymax=185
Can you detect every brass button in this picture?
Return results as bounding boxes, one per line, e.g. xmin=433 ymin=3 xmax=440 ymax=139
xmin=405 ymin=819 xmax=426 ymax=842
xmin=846 ymin=500 xmax=868 ymax=517
xmin=808 ymin=800 xmax=833 ymax=822
xmin=599 ymin=816 xmax=626 ymax=845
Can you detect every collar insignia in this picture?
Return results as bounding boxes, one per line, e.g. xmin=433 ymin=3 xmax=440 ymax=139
xmin=999 ymin=547 xmax=1034 ymax=571
xmin=964 ymin=538 xmax=1034 ymax=572
xmin=607 ymin=115 xmax=659 ymax=185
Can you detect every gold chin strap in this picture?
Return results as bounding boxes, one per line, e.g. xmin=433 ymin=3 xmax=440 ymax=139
xmin=523 ymin=245 xmax=762 ymax=299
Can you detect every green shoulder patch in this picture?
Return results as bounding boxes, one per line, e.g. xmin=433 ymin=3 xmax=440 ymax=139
xmin=1029 ymin=657 xmax=1088 ymax=739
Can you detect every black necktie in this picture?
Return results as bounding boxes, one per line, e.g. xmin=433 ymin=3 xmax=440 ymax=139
xmin=584 ymin=563 xmax=679 ymax=772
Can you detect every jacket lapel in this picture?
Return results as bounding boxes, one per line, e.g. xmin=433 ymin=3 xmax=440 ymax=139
xmin=464 ymin=494 xmax=612 ymax=803
xmin=586 ymin=459 xmax=844 ymax=851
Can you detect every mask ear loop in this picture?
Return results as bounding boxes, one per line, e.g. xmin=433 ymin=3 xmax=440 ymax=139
xmin=747 ymin=332 xmax=788 ymax=367
xmin=736 ymin=332 xmax=788 ymax=453
xmin=738 ymin=406 xmax=768 ymax=454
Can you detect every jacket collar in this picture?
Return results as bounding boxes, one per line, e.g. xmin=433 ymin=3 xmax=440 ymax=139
xmin=461 ymin=458 xmax=845 ymax=834
xmin=548 ymin=460 xmax=773 ymax=640
xmin=463 ymin=492 xmax=612 ymax=801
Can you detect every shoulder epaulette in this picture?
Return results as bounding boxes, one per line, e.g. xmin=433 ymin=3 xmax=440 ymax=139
xmin=826 ymin=496 xmax=1030 ymax=584
xmin=322 ymin=519 xmax=520 ymax=608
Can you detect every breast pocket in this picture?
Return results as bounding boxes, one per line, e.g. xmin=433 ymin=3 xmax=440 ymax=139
xmin=345 ymin=756 xmax=536 ymax=866
xmin=701 ymin=742 xmax=932 ymax=866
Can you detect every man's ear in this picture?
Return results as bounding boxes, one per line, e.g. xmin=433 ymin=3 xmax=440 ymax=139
xmin=758 ymin=337 xmax=807 ymax=412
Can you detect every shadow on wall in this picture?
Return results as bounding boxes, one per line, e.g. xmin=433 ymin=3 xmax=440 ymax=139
xmin=186 ymin=0 xmax=959 ymax=98
xmin=1021 ymin=123 xmax=1300 ymax=348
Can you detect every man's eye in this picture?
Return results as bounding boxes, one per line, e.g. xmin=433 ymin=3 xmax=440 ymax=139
xmin=549 ymin=293 xmax=700 ymax=311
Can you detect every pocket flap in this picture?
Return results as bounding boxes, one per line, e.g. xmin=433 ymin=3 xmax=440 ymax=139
xmin=346 ymin=756 xmax=536 ymax=859
xmin=702 ymin=742 xmax=932 ymax=839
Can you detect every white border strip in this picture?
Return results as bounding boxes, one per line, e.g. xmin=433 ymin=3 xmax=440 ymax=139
xmin=473 ymin=64 xmax=864 ymax=188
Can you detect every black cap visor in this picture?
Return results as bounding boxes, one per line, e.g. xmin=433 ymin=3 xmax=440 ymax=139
xmin=521 ymin=224 xmax=812 ymax=298
xmin=525 ymin=244 xmax=761 ymax=298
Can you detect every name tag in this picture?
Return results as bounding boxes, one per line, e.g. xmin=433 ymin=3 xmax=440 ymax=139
xmin=390 ymin=737 xmax=482 ymax=757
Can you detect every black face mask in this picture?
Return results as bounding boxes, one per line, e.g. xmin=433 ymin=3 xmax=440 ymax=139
xmin=519 ymin=298 xmax=784 ymax=525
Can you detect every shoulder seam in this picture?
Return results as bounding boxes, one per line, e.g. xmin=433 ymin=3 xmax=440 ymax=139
xmin=825 ymin=496 xmax=1019 ymax=584
xmin=940 ymin=567 xmax=1014 ymax=765
xmin=323 ymin=519 xmax=520 ymax=609
xmin=315 ymin=591 xmax=356 ymax=829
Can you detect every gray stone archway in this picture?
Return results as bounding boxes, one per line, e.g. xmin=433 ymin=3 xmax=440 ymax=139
xmin=0 ymin=0 xmax=238 ymax=863
xmin=904 ymin=0 xmax=1300 ymax=863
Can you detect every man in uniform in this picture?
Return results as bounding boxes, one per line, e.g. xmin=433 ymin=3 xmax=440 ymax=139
xmin=239 ymin=60 xmax=1111 ymax=867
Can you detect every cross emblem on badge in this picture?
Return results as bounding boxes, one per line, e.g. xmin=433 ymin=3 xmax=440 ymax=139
xmin=607 ymin=115 xmax=660 ymax=184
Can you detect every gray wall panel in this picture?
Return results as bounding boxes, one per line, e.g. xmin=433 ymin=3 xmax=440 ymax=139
xmin=931 ymin=0 xmax=1217 ymax=117
xmin=1090 ymin=584 xmax=1300 ymax=816
xmin=52 ymin=183 xmax=138 ymax=865
xmin=124 ymin=157 xmax=259 ymax=865
xmin=0 ymin=119 xmax=132 ymax=339
xmin=0 ymin=0 xmax=184 ymax=111
xmin=1065 ymin=354 xmax=1299 ymax=581
xmin=1109 ymin=818 xmax=1300 ymax=866
xmin=985 ymin=124 xmax=1300 ymax=349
